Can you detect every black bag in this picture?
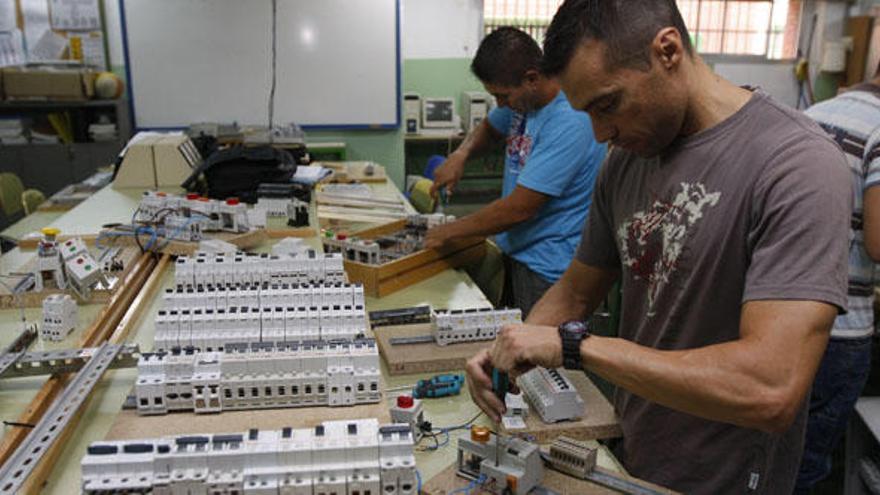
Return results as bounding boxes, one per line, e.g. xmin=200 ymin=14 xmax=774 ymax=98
xmin=181 ymin=145 xmax=299 ymax=204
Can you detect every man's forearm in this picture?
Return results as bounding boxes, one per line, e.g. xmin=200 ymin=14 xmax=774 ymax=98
xmin=579 ymin=300 xmax=834 ymax=433
xmin=441 ymin=197 xmax=534 ymax=241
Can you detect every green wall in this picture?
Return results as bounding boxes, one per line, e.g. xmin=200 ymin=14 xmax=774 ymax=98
xmin=306 ymin=58 xmax=485 ymax=190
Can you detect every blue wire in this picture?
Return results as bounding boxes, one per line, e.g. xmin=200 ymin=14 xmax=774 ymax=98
xmin=448 ymin=474 xmax=487 ymax=495
xmin=416 ymin=469 xmax=422 ymax=494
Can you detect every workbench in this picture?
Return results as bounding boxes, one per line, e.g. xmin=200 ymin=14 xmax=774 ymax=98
xmin=0 ymin=180 xmax=626 ymax=493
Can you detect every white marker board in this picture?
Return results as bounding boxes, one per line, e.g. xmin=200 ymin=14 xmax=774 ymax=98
xmin=120 ymin=0 xmax=400 ymax=129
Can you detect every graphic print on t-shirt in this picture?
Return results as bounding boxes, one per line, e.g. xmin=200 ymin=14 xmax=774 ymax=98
xmin=617 ymin=182 xmax=721 ymax=314
xmin=506 ymin=113 xmax=531 ymax=175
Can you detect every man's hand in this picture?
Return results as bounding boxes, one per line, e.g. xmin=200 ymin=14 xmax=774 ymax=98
xmin=423 ymin=223 xmax=455 ymax=250
xmin=429 ymin=152 xmax=467 ymax=198
xmin=465 ymin=324 xmax=563 ymax=422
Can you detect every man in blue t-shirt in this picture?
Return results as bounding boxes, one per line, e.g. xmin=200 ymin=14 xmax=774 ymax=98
xmin=426 ymin=27 xmax=606 ymax=316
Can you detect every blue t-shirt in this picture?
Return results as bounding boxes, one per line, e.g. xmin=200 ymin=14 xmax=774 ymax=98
xmin=488 ymin=90 xmax=606 ymax=283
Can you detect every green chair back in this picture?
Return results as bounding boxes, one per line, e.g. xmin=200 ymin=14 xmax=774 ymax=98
xmin=21 ymin=188 xmax=46 ymax=215
xmin=0 ymin=173 xmax=24 ymax=218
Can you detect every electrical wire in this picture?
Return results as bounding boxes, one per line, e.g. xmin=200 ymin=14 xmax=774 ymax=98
xmin=268 ymin=0 xmax=278 ymax=133
xmin=448 ymin=474 xmax=488 ymax=495
xmin=416 ymin=469 xmax=422 ymax=494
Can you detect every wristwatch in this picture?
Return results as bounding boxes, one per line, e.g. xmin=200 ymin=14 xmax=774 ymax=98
xmin=558 ymin=320 xmax=591 ymax=370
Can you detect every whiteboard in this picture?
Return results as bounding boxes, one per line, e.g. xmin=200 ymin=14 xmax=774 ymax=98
xmin=120 ymin=0 xmax=400 ymax=129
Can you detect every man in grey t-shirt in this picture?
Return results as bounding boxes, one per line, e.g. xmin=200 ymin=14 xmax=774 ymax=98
xmin=464 ymin=1 xmax=851 ymax=493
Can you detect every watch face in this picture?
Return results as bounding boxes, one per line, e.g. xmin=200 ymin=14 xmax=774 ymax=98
xmin=561 ymin=320 xmax=588 ymax=335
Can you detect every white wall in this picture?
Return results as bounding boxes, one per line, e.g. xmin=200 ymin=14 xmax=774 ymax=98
xmin=401 ymin=0 xmax=482 ymax=59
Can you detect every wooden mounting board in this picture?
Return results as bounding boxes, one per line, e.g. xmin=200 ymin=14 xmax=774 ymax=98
xmin=0 ymin=245 xmax=142 ymax=309
xmin=106 ymin=400 xmax=392 ymax=440
xmin=320 ymin=161 xmax=388 ymax=183
xmin=501 ymin=370 xmax=621 ymax=444
xmin=423 ymin=462 xmax=680 ymax=495
xmin=374 ymin=322 xmax=488 ymax=375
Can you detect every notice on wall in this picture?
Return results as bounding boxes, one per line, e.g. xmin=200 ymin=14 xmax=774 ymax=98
xmin=49 ymin=0 xmax=100 ymax=31
xmin=69 ymin=30 xmax=105 ymax=69
xmin=0 ymin=0 xmax=17 ymax=32
xmin=0 ymin=30 xmax=25 ymax=67
xmin=30 ymin=29 xmax=67 ymax=61
xmin=21 ymin=0 xmax=51 ymax=60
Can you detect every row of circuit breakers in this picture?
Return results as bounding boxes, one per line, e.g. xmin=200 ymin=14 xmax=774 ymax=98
xmin=136 ymin=339 xmax=380 ymax=416
xmin=82 ymin=419 xmax=417 ymax=495
xmin=155 ymin=282 xmax=367 ymax=350
xmin=174 ymin=251 xmax=346 ymax=287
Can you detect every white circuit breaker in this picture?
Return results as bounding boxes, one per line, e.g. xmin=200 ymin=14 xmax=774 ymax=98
xmin=40 ymin=294 xmax=78 ymax=341
xmin=432 ymin=307 xmax=522 ymax=346
xmin=135 ymin=338 xmax=381 ymax=415
xmin=173 ymin=250 xmax=346 ymax=287
xmin=81 ymin=419 xmax=418 ymax=495
xmin=518 ymin=367 xmax=585 ymax=423
xmin=154 ymin=281 xmax=367 ymax=350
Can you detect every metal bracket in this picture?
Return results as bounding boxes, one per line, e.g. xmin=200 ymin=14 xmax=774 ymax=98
xmin=0 ymin=342 xmax=125 ymax=494
xmin=388 ymin=334 xmax=435 ymax=346
xmin=0 ymin=344 xmax=140 ymax=380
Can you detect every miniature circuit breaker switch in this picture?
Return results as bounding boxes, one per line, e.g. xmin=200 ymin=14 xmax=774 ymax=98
xmin=518 ymin=367 xmax=585 ymax=423
xmin=154 ymin=281 xmax=367 ymax=350
xmin=456 ymin=426 xmax=544 ymax=495
xmin=40 ymin=294 xmax=77 ymax=341
xmin=135 ymin=338 xmax=381 ymax=415
xmin=390 ymin=395 xmax=425 ymax=443
xmin=81 ymin=419 xmax=418 ymax=495
xmin=547 ymin=435 xmax=598 ymax=479
xmin=432 ymin=307 xmax=522 ymax=346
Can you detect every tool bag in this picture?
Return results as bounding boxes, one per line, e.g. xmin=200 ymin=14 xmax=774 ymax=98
xmin=181 ymin=145 xmax=301 ymax=203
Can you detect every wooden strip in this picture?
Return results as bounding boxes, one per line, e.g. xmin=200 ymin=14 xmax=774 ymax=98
xmin=108 ymin=254 xmax=171 ymax=344
xmin=17 ymin=234 xmax=100 ymax=250
xmin=376 ymin=243 xmax=486 ymax=298
xmin=265 ymin=228 xmax=317 ymax=239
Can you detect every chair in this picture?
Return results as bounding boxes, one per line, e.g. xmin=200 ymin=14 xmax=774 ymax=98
xmin=21 ymin=188 xmax=46 ymax=215
xmin=0 ymin=173 xmax=24 ymax=218
xmin=409 ymin=177 xmax=436 ymax=214
xmin=464 ymin=239 xmax=505 ymax=307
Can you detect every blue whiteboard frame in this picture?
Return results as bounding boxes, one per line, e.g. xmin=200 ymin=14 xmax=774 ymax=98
xmin=119 ymin=0 xmax=401 ymax=132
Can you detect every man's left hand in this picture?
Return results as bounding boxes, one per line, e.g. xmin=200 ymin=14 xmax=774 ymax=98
xmin=424 ymin=224 xmax=454 ymax=250
xmin=489 ymin=324 xmax=564 ymax=381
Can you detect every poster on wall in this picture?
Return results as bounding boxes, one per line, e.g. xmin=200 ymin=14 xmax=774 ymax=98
xmin=49 ymin=0 xmax=100 ymax=31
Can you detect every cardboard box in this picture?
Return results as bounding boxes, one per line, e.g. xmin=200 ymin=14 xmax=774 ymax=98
xmin=3 ymin=66 xmax=95 ymax=101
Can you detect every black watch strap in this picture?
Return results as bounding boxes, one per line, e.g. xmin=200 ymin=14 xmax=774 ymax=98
xmin=558 ymin=320 xmax=590 ymax=370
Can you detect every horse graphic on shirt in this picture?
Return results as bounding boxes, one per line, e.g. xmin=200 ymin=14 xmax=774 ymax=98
xmin=617 ymin=182 xmax=721 ymax=315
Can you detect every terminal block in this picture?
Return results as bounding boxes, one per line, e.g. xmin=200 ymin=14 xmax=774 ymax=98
xmin=40 ymin=294 xmax=77 ymax=341
xmin=135 ymin=338 xmax=381 ymax=415
xmin=547 ymin=435 xmax=598 ymax=479
xmin=135 ymin=191 xmax=252 ymax=235
xmin=456 ymin=426 xmax=543 ymax=495
xmin=81 ymin=419 xmax=418 ymax=495
xmin=432 ymin=307 xmax=521 ymax=346
xmin=321 ymin=214 xmax=456 ymax=265
xmin=518 ymin=367 xmax=584 ymax=423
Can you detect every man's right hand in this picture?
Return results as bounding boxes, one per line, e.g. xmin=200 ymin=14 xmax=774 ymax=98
xmin=465 ymin=348 xmax=507 ymax=423
xmin=429 ymin=152 xmax=467 ymax=198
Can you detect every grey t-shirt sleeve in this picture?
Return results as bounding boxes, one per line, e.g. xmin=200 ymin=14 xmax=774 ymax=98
xmin=575 ymin=153 xmax=620 ymax=269
xmin=743 ymin=138 xmax=851 ymax=311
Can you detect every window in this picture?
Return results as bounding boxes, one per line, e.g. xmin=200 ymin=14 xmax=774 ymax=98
xmin=483 ymin=0 xmax=564 ymax=45
xmin=483 ymin=0 xmax=801 ymax=60
xmin=677 ymin=0 xmax=802 ymax=59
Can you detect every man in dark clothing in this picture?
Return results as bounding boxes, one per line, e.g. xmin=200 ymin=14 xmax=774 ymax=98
xmin=464 ymin=1 xmax=852 ymax=493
